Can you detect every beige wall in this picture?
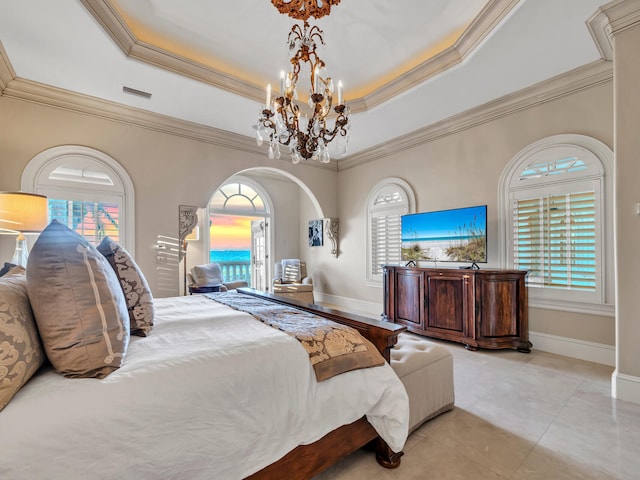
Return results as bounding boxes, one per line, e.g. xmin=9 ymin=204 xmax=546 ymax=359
xmin=0 ymin=95 xmax=338 ymax=297
xmin=333 ymin=81 xmax=614 ymax=346
xmin=612 ymin=2 xmax=640 ymax=395
xmin=0 ymin=47 xmax=626 ymax=377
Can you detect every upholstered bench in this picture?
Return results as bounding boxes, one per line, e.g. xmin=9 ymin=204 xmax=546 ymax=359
xmin=390 ymin=333 xmax=455 ymax=433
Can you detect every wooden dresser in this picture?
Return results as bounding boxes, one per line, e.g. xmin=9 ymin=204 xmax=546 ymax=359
xmin=383 ymin=266 xmax=531 ymax=352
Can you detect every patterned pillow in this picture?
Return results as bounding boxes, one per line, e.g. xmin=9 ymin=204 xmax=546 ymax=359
xmin=0 ymin=272 xmax=45 ymax=411
xmin=97 ymin=237 xmax=154 ymax=336
xmin=26 ymin=220 xmax=129 ymax=378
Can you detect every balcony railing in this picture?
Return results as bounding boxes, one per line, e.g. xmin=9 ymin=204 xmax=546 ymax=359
xmin=217 ymin=261 xmax=251 ymax=285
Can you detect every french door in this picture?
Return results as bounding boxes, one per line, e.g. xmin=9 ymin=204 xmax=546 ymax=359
xmin=251 ymin=219 xmax=268 ymax=291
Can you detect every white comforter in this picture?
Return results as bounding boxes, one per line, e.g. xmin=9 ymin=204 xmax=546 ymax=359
xmin=0 ymin=295 xmax=408 ymax=480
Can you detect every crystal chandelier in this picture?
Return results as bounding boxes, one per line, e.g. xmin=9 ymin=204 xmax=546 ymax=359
xmin=256 ymin=1 xmax=350 ymax=164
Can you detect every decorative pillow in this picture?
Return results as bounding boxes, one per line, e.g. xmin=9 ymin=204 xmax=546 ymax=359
xmin=0 ymin=272 xmax=45 ymax=411
xmin=191 ymin=263 xmax=223 ymax=286
xmin=97 ymin=237 xmax=154 ymax=336
xmin=26 ymin=220 xmax=129 ymax=379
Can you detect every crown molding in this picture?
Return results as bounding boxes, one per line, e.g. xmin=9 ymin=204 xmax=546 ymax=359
xmin=81 ymin=0 xmax=519 ymax=114
xmin=1 ymin=74 xmax=336 ymax=170
xmin=598 ymin=0 xmax=640 ymax=36
xmin=0 ymin=47 xmax=611 ymax=175
xmin=355 ymin=0 xmax=521 ymax=112
xmin=2 ymin=77 xmax=260 ymax=152
xmin=339 ymin=59 xmax=613 ymax=171
xmin=587 ymin=7 xmax=615 ymax=61
xmin=79 ymin=0 xmax=135 ymax=55
xmin=80 ymin=0 xmax=264 ymax=103
xmin=0 ymin=41 xmax=16 ymax=92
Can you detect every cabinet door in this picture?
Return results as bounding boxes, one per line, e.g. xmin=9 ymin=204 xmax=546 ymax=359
xmin=425 ymin=272 xmax=474 ymax=340
xmin=394 ymin=269 xmax=425 ymax=331
xmin=476 ymin=271 xmax=530 ymax=351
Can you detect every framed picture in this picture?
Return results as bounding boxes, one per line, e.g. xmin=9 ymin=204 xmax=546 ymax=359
xmin=308 ymin=219 xmax=323 ymax=246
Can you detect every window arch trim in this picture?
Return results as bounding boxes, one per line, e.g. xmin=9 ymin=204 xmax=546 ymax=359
xmin=365 ymin=177 xmax=416 ymax=285
xmin=209 ymin=175 xmax=272 ymax=217
xmin=498 ymin=134 xmax=614 ymax=316
xmin=21 ymin=145 xmax=136 ymax=256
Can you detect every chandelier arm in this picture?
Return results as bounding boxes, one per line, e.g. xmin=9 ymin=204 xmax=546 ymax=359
xmin=257 ymin=15 xmax=350 ymax=164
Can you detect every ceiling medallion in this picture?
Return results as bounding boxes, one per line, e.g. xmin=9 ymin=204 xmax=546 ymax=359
xmin=270 ymin=0 xmax=341 ymax=21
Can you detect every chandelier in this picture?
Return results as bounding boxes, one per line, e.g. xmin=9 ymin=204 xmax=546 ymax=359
xmin=256 ymin=1 xmax=350 ymax=164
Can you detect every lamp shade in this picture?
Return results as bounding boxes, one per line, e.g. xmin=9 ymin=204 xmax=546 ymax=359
xmin=0 ymin=192 xmax=48 ymax=233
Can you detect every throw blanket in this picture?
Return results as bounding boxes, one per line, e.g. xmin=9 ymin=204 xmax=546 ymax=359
xmin=207 ymin=291 xmax=385 ymax=381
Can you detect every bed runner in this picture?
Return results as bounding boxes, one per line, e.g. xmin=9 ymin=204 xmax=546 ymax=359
xmin=206 ymin=292 xmax=384 ymax=381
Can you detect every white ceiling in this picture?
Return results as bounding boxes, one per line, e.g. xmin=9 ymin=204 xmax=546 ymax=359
xmin=0 ymin=0 xmax=608 ymax=159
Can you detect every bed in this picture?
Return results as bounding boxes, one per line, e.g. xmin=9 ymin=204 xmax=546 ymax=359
xmin=0 ymin=284 xmax=408 ymax=479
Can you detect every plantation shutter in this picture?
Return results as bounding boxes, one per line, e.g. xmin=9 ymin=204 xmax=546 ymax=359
xmin=513 ymin=191 xmax=596 ymax=290
xmin=48 ymin=199 xmax=120 ymax=245
xmin=371 ymin=210 xmax=401 ymax=276
xmin=367 ymin=182 xmax=412 ymax=282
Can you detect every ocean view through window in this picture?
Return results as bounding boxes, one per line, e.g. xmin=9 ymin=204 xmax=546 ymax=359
xmin=210 ymin=248 xmax=252 ymax=284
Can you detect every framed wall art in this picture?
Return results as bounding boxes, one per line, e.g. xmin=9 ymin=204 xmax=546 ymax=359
xmin=308 ymin=219 xmax=323 ymax=246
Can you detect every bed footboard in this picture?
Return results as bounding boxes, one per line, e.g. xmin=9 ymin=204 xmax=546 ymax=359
xmin=236 ymin=288 xmax=406 ymax=361
xmin=246 ymin=417 xmax=402 ymax=480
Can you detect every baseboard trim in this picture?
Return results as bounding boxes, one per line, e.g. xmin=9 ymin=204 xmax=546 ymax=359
xmin=528 ymin=331 xmax=615 ymax=366
xmin=612 ymin=371 xmax=640 ymax=405
xmin=315 ymin=292 xmax=383 ymax=318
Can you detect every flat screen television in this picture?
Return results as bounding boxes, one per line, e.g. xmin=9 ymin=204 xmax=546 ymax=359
xmin=401 ymin=205 xmax=487 ymax=264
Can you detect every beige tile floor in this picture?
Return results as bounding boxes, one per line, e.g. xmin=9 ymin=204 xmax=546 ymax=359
xmin=314 ymin=336 xmax=640 ymax=479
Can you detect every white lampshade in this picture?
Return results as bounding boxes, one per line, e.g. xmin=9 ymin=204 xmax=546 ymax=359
xmin=0 ymin=192 xmax=48 ymax=267
xmin=0 ymin=192 xmax=48 ymax=233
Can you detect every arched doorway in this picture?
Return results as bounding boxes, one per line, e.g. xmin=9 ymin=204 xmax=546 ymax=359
xmin=208 ymin=176 xmax=271 ymax=290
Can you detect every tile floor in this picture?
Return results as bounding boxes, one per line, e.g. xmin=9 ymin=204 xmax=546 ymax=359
xmin=313 ymin=336 xmax=640 ymax=479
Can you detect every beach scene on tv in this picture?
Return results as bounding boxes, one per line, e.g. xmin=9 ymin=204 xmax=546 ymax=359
xmin=401 ymin=205 xmax=487 ymax=263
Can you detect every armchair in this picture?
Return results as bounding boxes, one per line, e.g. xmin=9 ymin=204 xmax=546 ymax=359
xmin=272 ymin=259 xmax=314 ymax=304
xmin=188 ymin=263 xmax=248 ymax=294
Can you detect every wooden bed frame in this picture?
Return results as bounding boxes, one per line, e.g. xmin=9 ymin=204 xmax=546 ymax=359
xmin=236 ymin=288 xmax=407 ymax=480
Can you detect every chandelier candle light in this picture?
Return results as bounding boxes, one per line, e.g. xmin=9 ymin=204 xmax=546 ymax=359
xmin=257 ymin=2 xmax=350 ymax=164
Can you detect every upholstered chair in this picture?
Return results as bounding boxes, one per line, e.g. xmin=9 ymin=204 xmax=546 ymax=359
xmin=188 ymin=263 xmax=248 ymax=293
xmin=272 ymin=259 xmax=314 ymax=303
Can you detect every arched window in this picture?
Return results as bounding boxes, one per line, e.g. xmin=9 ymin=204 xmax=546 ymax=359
xmin=499 ymin=134 xmax=613 ymax=314
xmin=366 ymin=178 xmax=415 ymax=283
xmin=210 ymin=181 xmax=268 ymax=214
xmin=21 ymin=146 xmax=135 ymax=254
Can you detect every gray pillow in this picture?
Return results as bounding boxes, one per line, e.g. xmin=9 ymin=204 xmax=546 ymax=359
xmin=26 ymin=220 xmax=129 ymax=378
xmin=97 ymin=236 xmax=154 ymax=336
xmin=0 ymin=272 xmax=45 ymax=411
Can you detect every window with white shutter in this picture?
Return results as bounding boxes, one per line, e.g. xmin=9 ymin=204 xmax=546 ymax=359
xmin=366 ymin=179 xmax=415 ymax=283
xmin=500 ymin=135 xmax=613 ymax=313
xmin=513 ymin=190 xmax=596 ymax=290
xmin=48 ymin=199 xmax=120 ymax=245
xmin=22 ymin=146 xmax=134 ymax=254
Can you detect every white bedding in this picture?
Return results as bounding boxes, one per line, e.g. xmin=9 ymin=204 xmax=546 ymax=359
xmin=0 ymin=295 xmax=408 ymax=480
